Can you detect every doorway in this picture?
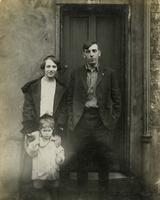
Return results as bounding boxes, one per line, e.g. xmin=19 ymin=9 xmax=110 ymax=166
xmin=61 ymin=5 xmax=129 ymax=173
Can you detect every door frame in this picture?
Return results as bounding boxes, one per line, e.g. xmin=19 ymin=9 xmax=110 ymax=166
xmin=55 ymin=0 xmax=152 ymax=180
xmin=60 ymin=4 xmax=129 ymax=172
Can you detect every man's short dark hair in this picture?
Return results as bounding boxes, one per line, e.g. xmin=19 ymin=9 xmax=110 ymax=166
xmin=82 ymin=41 xmax=99 ymax=51
xmin=40 ymin=55 xmax=61 ymax=70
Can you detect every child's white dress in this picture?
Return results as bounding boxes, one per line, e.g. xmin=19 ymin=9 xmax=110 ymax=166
xmin=25 ymin=132 xmax=64 ymax=180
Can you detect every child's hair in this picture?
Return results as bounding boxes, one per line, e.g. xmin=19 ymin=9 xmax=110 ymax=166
xmin=39 ymin=114 xmax=55 ymax=129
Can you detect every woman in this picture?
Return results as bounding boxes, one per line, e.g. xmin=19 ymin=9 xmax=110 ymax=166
xmin=21 ymin=55 xmax=67 ymax=135
xmin=21 ymin=55 xmax=67 ymax=192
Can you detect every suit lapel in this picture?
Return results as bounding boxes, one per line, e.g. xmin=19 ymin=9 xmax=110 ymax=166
xmin=96 ymin=67 xmax=105 ymax=87
xmin=53 ymin=81 xmax=65 ymax=114
xmin=80 ymin=66 xmax=88 ymax=91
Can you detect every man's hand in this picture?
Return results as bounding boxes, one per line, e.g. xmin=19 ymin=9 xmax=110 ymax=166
xmin=54 ymin=135 xmax=61 ymax=147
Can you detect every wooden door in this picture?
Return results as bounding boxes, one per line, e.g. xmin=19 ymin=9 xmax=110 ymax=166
xmin=61 ymin=5 xmax=128 ymax=172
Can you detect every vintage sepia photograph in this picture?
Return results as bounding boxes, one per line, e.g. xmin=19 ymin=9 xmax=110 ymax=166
xmin=0 ymin=0 xmax=159 ymax=200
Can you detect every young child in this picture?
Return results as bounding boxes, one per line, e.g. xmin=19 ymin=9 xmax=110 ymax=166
xmin=25 ymin=114 xmax=65 ymax=199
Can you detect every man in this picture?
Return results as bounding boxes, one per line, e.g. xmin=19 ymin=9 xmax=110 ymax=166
xmin=67 ymin=41 xmax=121 ymax=199
xmin=21 ymin=55 xmax=67 ymax=199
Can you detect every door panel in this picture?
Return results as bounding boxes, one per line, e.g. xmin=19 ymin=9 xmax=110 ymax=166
xmin=61 ymin=5 xmax=127 ymax=172
xmin=61 ymin=15 xmax=89 ymax=85
xmin=96 ymin=16 xmax=116 ymax=68
xmin=70 ymin=17 xmax=88 ymax=67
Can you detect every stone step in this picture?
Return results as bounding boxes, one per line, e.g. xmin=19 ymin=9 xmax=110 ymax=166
xmin=1 ymin=172 xmax=142 ymax=200
xmin=62 ymin=172 xmax=142 ymax=195
xmin=69 ymin=171 xmax=127 ymax=180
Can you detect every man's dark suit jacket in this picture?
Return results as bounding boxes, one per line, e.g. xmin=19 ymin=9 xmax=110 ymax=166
xmin=21 ymin=76 xmax=67 ymax=134
xmin=68 ymin=65 xmax=121 ymax=131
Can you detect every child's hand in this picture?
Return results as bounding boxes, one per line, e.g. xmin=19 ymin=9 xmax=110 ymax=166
xmin=54 ymin=135 xmax=61 ymax=147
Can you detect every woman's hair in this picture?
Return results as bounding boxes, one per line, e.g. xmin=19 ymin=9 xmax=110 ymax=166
xmin=40 ymin=55 xmax=61 ymax=71
xmin=39 ymin=114 xmax=55 ymax=129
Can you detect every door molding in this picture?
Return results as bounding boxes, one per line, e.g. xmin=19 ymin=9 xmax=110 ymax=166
xmin=57 ymin=4 xmax=130 ymax=172
xmin=55 ymin=5 xmax=61 ymax=60
xmin=56 ymin=0 xmax=129 ymax=4
xmin=141 ymin=0 xmax=152 ymax=191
